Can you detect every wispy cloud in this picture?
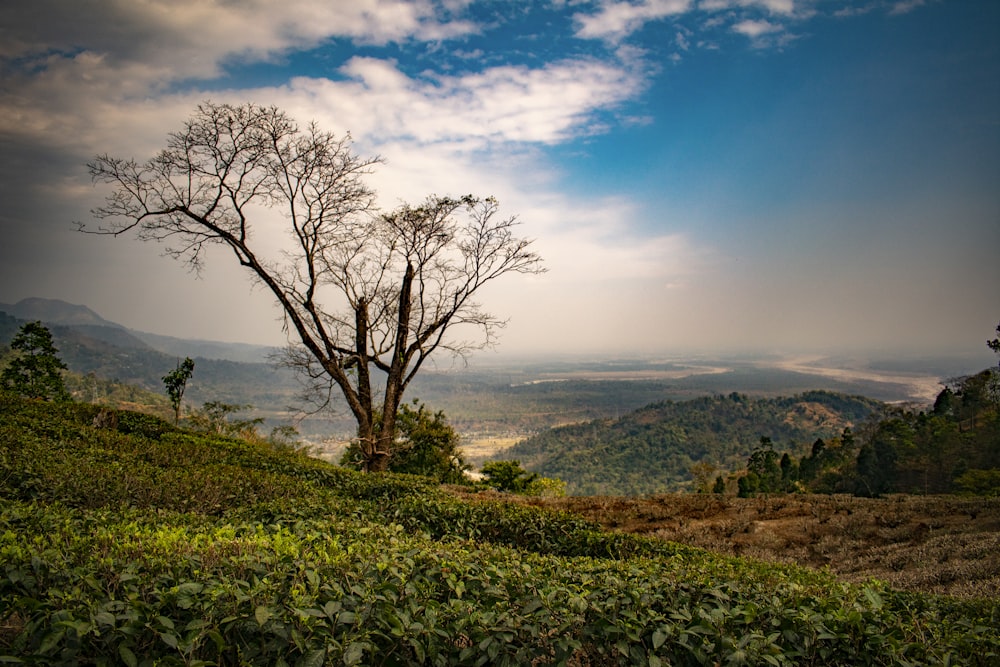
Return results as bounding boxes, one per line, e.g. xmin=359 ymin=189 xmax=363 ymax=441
xmin=574 ymin=0 xmax=693 ymax=42
xmin=889 ymin=0 xmax=926 ymax=16
xmin=732 ymin=19 xmax=782 ymax=38
xmin=571 ymin=0 xmax=813 ymax=50
xmin=299 ymin=56 xmax=642 ymax=148
xmin=2 ymin=0 xmax=978 ymax=357
xmin=698 ymin=0 xmax=799 ymax=16
xmin=0 ymin=0 xmax=679 ymax=355
xmin=0 ymin=0 xmax=478 ymax=77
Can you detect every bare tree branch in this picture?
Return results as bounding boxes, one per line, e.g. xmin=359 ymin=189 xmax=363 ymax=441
xmin=84 ymin=101 xmax=544 ymax=471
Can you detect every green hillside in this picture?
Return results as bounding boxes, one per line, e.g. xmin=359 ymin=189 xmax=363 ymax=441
xmin=2 ymin=393 xmax=997 ymax=665
xmin=504 ymin=391 xmax=883 ymax=495
xmin=0 ymin=311 xmax=310 ymax=428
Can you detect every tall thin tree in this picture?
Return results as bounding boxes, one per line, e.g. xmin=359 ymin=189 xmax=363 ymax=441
xmin=162 ymin=357 xmax=195 ymax=424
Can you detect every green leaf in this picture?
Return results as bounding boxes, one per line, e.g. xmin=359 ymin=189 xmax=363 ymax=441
xmin=652 ymin=628 xmax=668 ymax=649
xmin=296 ymin=649 xmax=326 ymax=667
xmin=863 ymin=587 xmax=883 ymax=611
xmin=521 ymin=597 xmax=543 ymax=614
xmin=94 ymin=611 xmax=116 ymax=627
xmin=206 ymin=629 xmax=226 ymax=651
xmin=410 ymin=638 xmax=426 ymax=663
xmin=343 ymin=642 xmax=366 ymax=666
xmin=38 ymin=630 xmax=64 ymax=655
xmin=255 ymin=605 xmax=272 ymax=627
xmin=177 ymin=581 xmax=205 ymax=595
xmin=118 ymin=646 xmax=138 ymax=667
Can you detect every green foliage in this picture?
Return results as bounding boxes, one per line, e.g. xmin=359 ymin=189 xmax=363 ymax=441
xmin=64 ymin=371 xmax=172 ymax=415
xmin=480 ymin=460 xmax=538 ymax=493
xmin=746 ymin=368 xmax=1000 ymax=497
xmin=390 ymin=401 xmax=470 ymax=483
xmin=2 ymin=393 xmax=999 ymax=665
xmin=739 ymin=437 xmax=783 ymax=497
xmin=162 ymin=357 xmax=194 ymax=423
xmin=507 ymin=391 xmax=881 ymax=495
xmin=342 ymin=401 xmax=471 ymax=484
xmin=739 ymin=370 xmax=1000 ymax=497
xmin=523 ymin=475 xmax=568 ymax=497
xmin=988 ymin=321 xmax=1000 ymax=359
xmin=188 ymin=400 xmax=264 ymax=438
xmin=0 ymin=321 xmax=70 ymax=401
xmin=954 ymin=468 xmax=1000 ymax=496
xmin=477 ymin=460 xmax=566 ymax=497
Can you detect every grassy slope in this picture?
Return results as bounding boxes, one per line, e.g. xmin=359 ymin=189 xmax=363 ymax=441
xmin=1 ymin=393 xmax=997 ymax=665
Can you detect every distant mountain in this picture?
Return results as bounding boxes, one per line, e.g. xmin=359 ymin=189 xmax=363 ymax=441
xmin=0 ymin=297 xmax=275 ymax=363
xmin=503 ymin=390 xmax=883 ymax=495
xmin=130 ymin=331 xmax=278 ymax=364
xmin=0 ymin=297 xmax=123 ymax=329
xmin=0 ymin=301 xmax=320 ymax=433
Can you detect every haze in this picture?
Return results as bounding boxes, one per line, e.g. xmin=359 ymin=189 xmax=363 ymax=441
xmin=1 ymin=1 xmax=997 ymax=361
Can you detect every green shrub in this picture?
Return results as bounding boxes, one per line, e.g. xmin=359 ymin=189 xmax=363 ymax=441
xmin=2 ymin=394 xmax=999 ymax=666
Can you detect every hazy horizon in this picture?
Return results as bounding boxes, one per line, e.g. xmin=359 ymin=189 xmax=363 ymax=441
xmin=2 ymin=294 xmax=996 ymax=380
xmin=2 ymin=1 xmax=997 ymax=359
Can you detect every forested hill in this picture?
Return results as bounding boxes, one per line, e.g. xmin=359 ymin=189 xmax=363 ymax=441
xmin=504 ymin=391 xmax=883 ymax=495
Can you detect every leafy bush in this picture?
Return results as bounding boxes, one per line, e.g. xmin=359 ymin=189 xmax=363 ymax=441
xmin=2 ymin=393 xmax=998 ymax=665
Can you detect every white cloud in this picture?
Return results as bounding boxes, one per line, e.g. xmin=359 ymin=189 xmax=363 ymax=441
xmin=0 ymin=0 xmax=483 ymax=157
xmin=0 ymin=0 xmax=676 ymax=354
xmin=732 ymin=19 xmax=782 ymax=38
xmin=574 ymin=0 xmax=693 ymax=42
xmin=571 ymin=0 xmax=811 ymax=50
xmin=283 ymin=56 xmax=643 ymax=149
xmin=2 ymin=0 xmax=966 ymax=358
xmin=699 ymin=0 xmax=799 ymax=16
xmin=0 ymin=0 xmax=478 ymax=77
xmin=889 ymin=0 xmax=926 ymax=16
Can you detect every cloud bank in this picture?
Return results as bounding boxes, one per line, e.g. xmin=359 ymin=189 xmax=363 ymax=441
xmin=1 ymin=0 xmax=995 ymax=358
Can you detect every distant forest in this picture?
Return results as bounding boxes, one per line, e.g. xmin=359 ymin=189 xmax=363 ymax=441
xmin=502 ymin=391 xmax=883 ymax=495
xmin=503 ymin=367 xmax=999 ymax=497
xmin=730 ymin=369 xmax=1000 ymax=497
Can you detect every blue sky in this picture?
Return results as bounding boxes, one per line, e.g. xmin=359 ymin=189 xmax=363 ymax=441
xmin=0 ymin=0 xmax=997 ymax=361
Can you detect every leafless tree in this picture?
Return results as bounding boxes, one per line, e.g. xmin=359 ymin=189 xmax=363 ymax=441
xmin=84 ymin=102 xmax=544 ymax=471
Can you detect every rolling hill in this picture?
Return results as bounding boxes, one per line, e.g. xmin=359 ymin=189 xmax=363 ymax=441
xmin=503 ymin=391 xmax=883 ymax=495
xmin=0 ymin=302 xmax=314 ymax=433
xmin=1 ymin=393 xmax=995 ymax=664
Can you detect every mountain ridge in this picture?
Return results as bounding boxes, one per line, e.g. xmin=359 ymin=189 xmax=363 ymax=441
xmin=0 ymin=297 xmax=122 ymax=329
xmin=0 ymin=297 xmax=276 ymax=363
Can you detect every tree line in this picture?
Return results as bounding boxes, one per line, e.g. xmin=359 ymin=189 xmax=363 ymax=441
xmin=726 ymin=325 xmax=1000 ymax=497
xmin=503 ymin=390 xmax=882 ymax=495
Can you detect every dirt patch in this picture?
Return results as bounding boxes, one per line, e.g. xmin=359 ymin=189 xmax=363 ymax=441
xmin=469 ymin=492 xmax=1000 ymax=599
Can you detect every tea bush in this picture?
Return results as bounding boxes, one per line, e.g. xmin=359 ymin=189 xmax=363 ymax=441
xmin=2 ymin=392 xmax=998 ymax=665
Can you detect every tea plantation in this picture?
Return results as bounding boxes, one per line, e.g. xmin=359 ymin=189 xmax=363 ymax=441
xmin=1 ymin=393 xmax=997 ymax=665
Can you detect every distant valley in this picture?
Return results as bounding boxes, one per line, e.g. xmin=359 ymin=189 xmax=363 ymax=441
xmin=2 ymin=297 xmax=994 ymax=490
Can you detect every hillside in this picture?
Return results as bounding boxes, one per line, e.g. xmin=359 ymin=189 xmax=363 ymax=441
xmin=0 ymin=297 xmax=123 ymax=328
xmin=511 ymin=493 xmax=1000 ymax=600
xmin=504 ymin=391 xmax=883 ymax=495
xmin=1 ymin=393 xmax=997 ymax=665
xmin=0 ymin=298 xmax=277 ymax=363
xmin=0 ymin=307 xmax=316 ymax=432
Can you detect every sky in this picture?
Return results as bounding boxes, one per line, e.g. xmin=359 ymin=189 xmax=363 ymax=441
xmin=1 ymin=0 xmax=998 ymax=361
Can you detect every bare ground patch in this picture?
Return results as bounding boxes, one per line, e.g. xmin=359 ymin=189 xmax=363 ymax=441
xmin=470 ymin=492 xmax=1000 ymax=599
